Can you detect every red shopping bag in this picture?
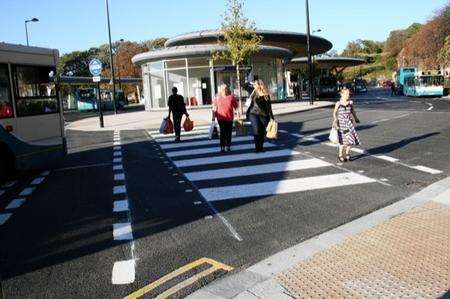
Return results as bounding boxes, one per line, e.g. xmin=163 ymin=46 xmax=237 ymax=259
xmin=163 ymin=118 xmax=174 ymax=134
xmin=183 ymin=117 xmax=194 ymax=132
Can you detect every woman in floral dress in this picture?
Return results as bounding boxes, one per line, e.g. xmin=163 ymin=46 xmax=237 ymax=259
xmin=332 ymin=88 xmax=360 ymax=162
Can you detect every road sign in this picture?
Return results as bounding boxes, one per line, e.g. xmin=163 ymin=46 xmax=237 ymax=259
xmin=89 ymin=59 xmax=102 ymax=76
xmin=93 ymin=76 xmax=101 ymax=82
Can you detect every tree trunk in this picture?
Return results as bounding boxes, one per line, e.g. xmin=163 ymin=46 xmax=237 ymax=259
xmin=236 ymin=64 xmax=243 ymax=119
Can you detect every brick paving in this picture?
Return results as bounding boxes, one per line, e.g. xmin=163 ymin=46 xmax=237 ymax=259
xmin=278 ymin=201 xmax=450 ymax=298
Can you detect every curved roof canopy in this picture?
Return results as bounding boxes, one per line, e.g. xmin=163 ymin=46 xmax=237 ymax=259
xmin=132 ymin=44 xmax=293 ymax=65
xmin=287 ymin=56 xmax=366 ymax=70
xmin=164 ymin=30 xmax=332 ymax=58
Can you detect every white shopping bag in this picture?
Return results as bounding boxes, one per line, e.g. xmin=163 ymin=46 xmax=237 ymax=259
xmin=208 ymin=121 xmax=219 ymax=139
xmin=329 ymin=127 xmax=339 ymax=144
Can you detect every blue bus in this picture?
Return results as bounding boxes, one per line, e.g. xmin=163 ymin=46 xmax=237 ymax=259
xmin=397 ymin=68 xmax=444 ymax=97
xmin=0 ymin=43 xmax=66 ymax=182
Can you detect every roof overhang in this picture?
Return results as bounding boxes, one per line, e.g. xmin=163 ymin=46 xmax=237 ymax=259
xmin=164 ymin=30 xmax=332 ymax=58
xmin=132 ymin=44 xmax=294 ymax=65
xmin=287 ymin=56 xmax=366 ymax=70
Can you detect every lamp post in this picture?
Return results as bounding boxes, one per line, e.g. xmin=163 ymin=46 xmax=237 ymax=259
xmin=305 ymin=0 xmax=314 ymax=105
xmin=105 ymin=0 xmax=117 ymax=114
xmin=117 ymin=39 xmax=124 ymax=91
xmin=25 ymin=18 xmax=39 ymax=46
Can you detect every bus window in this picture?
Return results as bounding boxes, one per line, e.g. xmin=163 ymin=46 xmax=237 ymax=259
xmin=13 ymin=65 xmax=58 ymax=116
xmin=0 ymin=64 xmax=13 ymax=118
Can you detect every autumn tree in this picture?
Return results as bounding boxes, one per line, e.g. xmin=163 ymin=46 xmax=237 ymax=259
xmin=144 ymin=37 xmax=168 ymax=50
xmin=383 ymin=23 xmax=422 ymax=70
xmin=438 ymin=35 xmax=450 ymax=68
xmin=214 ymin=0 xmax=262 ymax=117
xmin=402 ymin=4 xmax=450 ymax=69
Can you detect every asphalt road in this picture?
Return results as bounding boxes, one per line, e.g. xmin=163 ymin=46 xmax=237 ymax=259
xmin=0 ymin=89 xmax=449 ymax=298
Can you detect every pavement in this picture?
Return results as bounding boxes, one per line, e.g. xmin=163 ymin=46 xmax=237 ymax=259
xmin=1 ymin=89 xmax=450 ymax=298
xmin=187 ymin=176 xmax=450 ymax=298
xmin=65 ymin=100 xmax=335 ymax=132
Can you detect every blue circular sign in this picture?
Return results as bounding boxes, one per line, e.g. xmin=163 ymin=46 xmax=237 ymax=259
xmin=89 ymin=59 xmax=102 ymax=76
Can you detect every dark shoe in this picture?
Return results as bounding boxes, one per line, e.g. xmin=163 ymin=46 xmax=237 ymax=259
xmin=220 ymin=147 xmax=225 ymax=153
xmin=175 ymin=137 xmax=181 ymax=143
xmin=345 ymin=155 xmax=351 ymax=162
xmin=226 ymin=146 xmax=231 ymax=152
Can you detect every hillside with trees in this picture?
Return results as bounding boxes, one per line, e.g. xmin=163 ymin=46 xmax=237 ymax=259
xmin=341 ymin=3 xmax=449 ymax=83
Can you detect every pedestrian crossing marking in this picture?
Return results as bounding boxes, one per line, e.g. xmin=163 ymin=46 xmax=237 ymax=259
xmin=174 ymin=149 xmax=301 ymax=168
xmin=151 ymin=129 xmax=210 ymax=139
xmin=161 ymin=135 xmax=254 ymax=150
xmin=199 ymin=172 xmax=376 ymax=202
xmin=185 ymin=158 xmax=331 ymax=181
xmin=123 ymin=258 xmax=233 ymax=299
xmin=167 ymin=142 xmax=276 ymax=158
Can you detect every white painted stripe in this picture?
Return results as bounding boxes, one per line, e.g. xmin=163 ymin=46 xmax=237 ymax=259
xmin=31 ymin=177 xmax=45 ymax=185
xmin=113 ymin=146 xmax=121 ymax=150
xmin=113 ymin=200 xmax=129 ymax=212
xmin=156 ymin=134 xmax=210 ymax=143
xmin=291 ymin=133 xmax=305 ymax=138
xmin=185 ymin=158 xmax=331 ymax=181
xmin=113 ymin=157 xmax=122 ymax=163
xmin=174 ymin=149 xmax=300 ymax=168
xmin=113 ymin=141 xmax=121 ymax=146
xmin=167 ymin=143 xmax=276 ymax=158
xmin=113 ymin=164 xmax=123 ymax=171
xmin=200 ymin=172 xmax=376 ymax=201
xmin=6 ymin=198 xmax=26 ymax=209
xmin=112 ymin=260 xmax=135 ymax=284
xmin=0 ymin=190 xmax=4 ymax=197
xmin=148 ymin=125 xmax=211 ymax=134
xmin=2 ymin=181 xmax=16 ymax=188
xmin=19 ymin=187 xmax=35 ymax=196
xmin=113 ymin=223 xmax=133 ymax=240
xmin=351 ymin=148 xmax=366 ymax=154
xmin=40 ymin=171 xmax=50 ymax=176
xmin=0 ymin=213 xmax=12 ymax=225
xmin=113 ymin=185 xmax=127 ymax=194
xmin=151 ymin=129 xmax=210 ymax=139
xmin=161 ymin=136 xmax=254 ymax=149
xmin=114 ymin=173 xmax=125 ymax=181
xmin=374 ymin=155 xmax=399 ymax=162
xmin=278 ymin=129 xmax=288 ymax=133
xmin=113 ymin=151 xmax=122 ymax=157
xmin=114 ymin=137 xmax=121 ymax=141
xmin=412 ymin=165 xmax=443 ymax=175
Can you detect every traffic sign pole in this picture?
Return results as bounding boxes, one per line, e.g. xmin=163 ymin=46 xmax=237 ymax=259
xmin=97 ymin=82 xmax=104 ymax=128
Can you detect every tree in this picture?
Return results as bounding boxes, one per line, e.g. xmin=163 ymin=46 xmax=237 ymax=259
xmin=383 ymin=23 xmax=422 ymax=70
xmin=341 ymin=40 xmax=363 ymax=57
xmin=438 ymin=35 xmax=450 ymax=68
xmin=144 ymin=37 xmax=168 ymax=50
xmin=402 ymin=4 xmax=450 ymax=69
xmin=213 ymin=0 xmax=262 ymax=117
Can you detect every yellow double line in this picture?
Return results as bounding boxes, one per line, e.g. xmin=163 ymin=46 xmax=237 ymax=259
xmin=124 ymin=258 xmax=233 ymax=299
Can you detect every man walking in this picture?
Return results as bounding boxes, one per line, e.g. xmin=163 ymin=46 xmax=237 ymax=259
xmin=168 ymin=87 xmax=189 ymax=142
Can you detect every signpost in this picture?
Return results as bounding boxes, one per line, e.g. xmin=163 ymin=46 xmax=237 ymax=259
xmin=89 ymin=59 xmax=104 ymax=128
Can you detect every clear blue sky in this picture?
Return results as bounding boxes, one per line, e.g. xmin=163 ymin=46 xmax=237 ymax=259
xmin=1 ymin=0 xmax=448 ymax=55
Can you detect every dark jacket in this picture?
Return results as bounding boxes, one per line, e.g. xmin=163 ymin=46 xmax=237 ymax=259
xmin=168 ymin=94 xmax=187 ymax=115
xmin=248 ymin=95 xmax=274 ymax=119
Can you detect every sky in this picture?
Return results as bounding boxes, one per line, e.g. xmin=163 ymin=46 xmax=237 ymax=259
xmin=0 ymin=0 xmax=448 ymax=55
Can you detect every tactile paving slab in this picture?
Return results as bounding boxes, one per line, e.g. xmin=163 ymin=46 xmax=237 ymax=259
xmin=278 ymin=201 xmax=450 ymax=298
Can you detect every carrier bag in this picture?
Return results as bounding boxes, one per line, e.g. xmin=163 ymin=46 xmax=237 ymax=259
xmin=329 ymin=127 xmax=339 ymax=144
xmin=183 ymin=117 xmax=194 ymax=132
xmin=266 ymin=119 xmax=278 ymax=139
xmin=208 ymin=121 xmax=219 ymax=139
xmin=234 ymin=119 xmax=247 ymax=136
xmin=163 ymin=118 xmax=174 ymax=134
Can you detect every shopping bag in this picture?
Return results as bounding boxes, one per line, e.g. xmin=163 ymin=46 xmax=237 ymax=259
xmin=329 ymin=127 xmax=339 ymax=144
xmin=234 ymin=119 xmax=247 ymax=136
xmin=266 ymin=119 xmax=278 ymax=139
xmin=163 ymin=118 xmax=174 ymax=135
xmin=159 ymin=118 xmax=167 ymax=134
xmin=183 ymin=117 xmax=194 ymax=132
xmin=208 ymin=121 xmax=219 ymax=139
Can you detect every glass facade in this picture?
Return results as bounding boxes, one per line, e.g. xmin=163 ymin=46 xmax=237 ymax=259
xmin=142 ymin=56 xmax=285 ymax=109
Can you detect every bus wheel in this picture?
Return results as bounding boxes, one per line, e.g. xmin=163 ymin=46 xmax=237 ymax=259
xmin=0 ymin=145 xmax=15 ymax=183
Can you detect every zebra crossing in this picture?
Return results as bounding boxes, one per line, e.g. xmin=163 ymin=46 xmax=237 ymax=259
xmin=149 ymin=127 xmax=378 ymax=202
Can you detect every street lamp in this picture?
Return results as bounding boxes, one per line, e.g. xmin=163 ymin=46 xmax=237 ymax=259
xmin=305 ymin=0 xmax=314 ymax=105
xmin=117 ymin=38 xmax=124 ymax=90
xmin=25 ymin=18 xmax=39 ymax=46
xmin=105 ymin=0 xmax=117 ymax=114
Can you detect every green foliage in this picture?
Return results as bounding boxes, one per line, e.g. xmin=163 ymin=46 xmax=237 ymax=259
xmin=341 ymin=39 xmax=384 ymax=57
xmin=144 ymin=38 xmax=168 ymax=50
xmin=438 ymin=35 xmax=450 ymax=66
xmin=213 ymin=0 xmax=262 ymax=67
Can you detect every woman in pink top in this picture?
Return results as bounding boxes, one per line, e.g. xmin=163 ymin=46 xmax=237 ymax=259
xmin=213 ymin=84 xmax=238 ymax=152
